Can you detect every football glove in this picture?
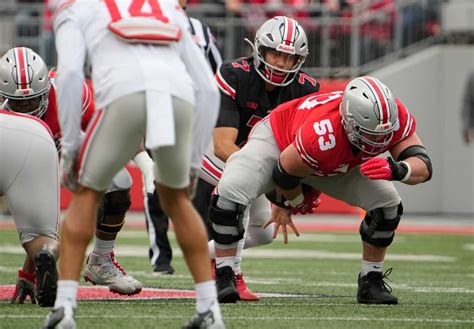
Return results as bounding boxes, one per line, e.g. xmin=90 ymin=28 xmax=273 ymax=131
xmin=60 ymin=149 xmax=80 ymax=192
xmin=286 ymin=187 xmax=322 ymax=215
xmin=360 ymin=157 xmax=411 ymax=182
xmin=11 ymin=269 xmax=36 ymax=304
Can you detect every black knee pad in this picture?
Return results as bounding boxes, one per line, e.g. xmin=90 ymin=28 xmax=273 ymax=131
xmin=359 ymin=203 xmax=403 ymax=247
xmin=208 ymin=195 xmax=245 ymax=245
xmin=97 ymin=189 xmax=131 ymax=234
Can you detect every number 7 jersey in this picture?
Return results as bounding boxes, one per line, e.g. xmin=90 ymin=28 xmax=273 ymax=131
xmin=269 ymin=91 xmax=417 ymax=176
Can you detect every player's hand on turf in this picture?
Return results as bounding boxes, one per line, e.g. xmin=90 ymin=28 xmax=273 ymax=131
xmin=263 ymin=204 xmax=300 ymax=244
xmin=60 ymin=149 xmax=79 ymax=192
xmin=10 ymin=269 xmax=36 ymax=304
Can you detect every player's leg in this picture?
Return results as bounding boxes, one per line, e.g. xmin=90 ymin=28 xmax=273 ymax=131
xmin=209 ymin=119 xmax=279 ymax=303
xmin=151 ymin=95 xmax=223 ymax=327
xmin=303 ymin=168 xmax=402 ymax=304
xmin=234 ymin=195 xmax=273 ymax=301
xmin=47 ymin=93 xmax=146 ymax=327
xmin=84 ymin=169 xmax=142 ymax=295
xmin=3 ymin=126 xmax=60 ymax=307
xmin=144 ymin=188 xmax=174 ymax=274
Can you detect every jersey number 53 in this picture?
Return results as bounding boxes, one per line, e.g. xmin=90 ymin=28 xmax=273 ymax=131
xmin=313 ymin=119 xmax=336 ymax=151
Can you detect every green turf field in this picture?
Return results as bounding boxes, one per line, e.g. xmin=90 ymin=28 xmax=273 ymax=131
xmin=0 ymin=224 xmax=473 ymax=328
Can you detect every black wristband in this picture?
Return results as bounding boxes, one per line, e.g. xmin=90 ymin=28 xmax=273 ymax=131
xmin=388 ymin=157 xmax=409 ymax=181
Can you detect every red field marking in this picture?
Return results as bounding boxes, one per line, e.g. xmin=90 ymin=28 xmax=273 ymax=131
xmin=0 ymin=285 xmax=195 ymax=301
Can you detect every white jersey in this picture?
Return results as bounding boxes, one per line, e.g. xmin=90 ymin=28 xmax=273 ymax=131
xmin=54 ymin=0 xmax=194 ymax=108
xmin=52 ymin=0 xmax=219 ymax=153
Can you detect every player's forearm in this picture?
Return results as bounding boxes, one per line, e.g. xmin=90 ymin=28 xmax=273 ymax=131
xmin=401 ymin=157 xmax=431 ymax=185
xmin=54 ymin=18 xmax=86 ymax=153
xmin=214 ymin=142 xmax=240 ymax=163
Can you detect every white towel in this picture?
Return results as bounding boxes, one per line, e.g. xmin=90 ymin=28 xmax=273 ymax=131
xmin=145 ymin=90 xmax=175 ymax=150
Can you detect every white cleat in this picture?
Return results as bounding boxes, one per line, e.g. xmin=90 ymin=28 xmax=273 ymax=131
xmin=42 ymin=305 xmax=76 ymax=329
xmin=182 ymin=302 xmax=226 ymax=329
xmin=83 ymin=252 xmax=142 ymax=295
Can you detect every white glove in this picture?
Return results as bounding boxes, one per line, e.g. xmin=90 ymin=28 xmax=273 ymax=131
xmin=60 ymin=148 xmax=79 ymax=192
xmin=133 ymin=151 xmax=155 ymax=194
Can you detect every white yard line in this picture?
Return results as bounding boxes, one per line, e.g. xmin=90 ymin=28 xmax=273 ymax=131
xmin=0 ymin=244 xmax=455 ymax=262
xmin=463 ymin=243 xmax=474 ymax=251
xmin=0 ymin=314 xmax=472 ymax=324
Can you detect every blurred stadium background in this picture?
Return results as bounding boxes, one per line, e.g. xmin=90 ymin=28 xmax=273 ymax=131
xmin=0 ymin=0 xmax=472 ymax=215
xmin=0 ymin=1 xmax=473 ymax=328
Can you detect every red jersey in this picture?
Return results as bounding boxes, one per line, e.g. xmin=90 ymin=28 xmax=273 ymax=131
xmin=269 ymin=91 xmax=416 ymax=176
xmin=42 ymin=70 xmax=95 ymax=149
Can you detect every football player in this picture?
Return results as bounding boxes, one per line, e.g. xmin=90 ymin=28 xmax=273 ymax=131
xmin=210 ymin=76 xmax=433 ymax=305
xmin=0 ymin=109 xmax=59 ymax=308
xmin=44 ymin=0 xmax=224 ymax=328
xmin=0 ymin=47 xmax=142 ymax=298
xmin=204 ymin=16 xmax=320 ymax=302
xmin=138 ymin=0 xmax=223 ymax=275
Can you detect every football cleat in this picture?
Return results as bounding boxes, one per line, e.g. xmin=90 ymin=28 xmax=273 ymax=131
xmin=34 ymin=247 xmax=58 ymax=307
xmin=152 ymin=264 xmax=175 ymax=275
xmin=42 ymin=305 xmax=76 ymax=329
xmin=83 ymin=252 xmax=142 ymax=295
xmin=215 ymin=266 xmax=239 ymax=303
xmin=10 ymin=269 xmax=36 ymax=304
xmin=235 ymin=272 xmax=259 ymax=301
xmin=357 ymin=268 xmax=398 ymax=304
xmin=182 ymin=302 xmax=225 ymax=329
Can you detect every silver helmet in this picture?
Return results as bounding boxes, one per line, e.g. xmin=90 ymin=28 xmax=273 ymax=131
xmin=340 ymin=76 xmax=398 ymax=155
xmin=247 ymin=16 xmax=308 ymax=86
xmin=0 ymin=47 xmax=50 ymax=117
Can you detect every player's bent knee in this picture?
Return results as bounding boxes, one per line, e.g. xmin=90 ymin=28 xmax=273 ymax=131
xmin=208 ymin=195 xmax=245 ymax=245
xmin=359 ymin=203 xmax=403 ymax=247
xmin=96 ymin=189 xmax=131 ymax=234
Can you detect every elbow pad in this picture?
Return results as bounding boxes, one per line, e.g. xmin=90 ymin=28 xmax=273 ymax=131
xmin=397 ymin=145 xmax=433 ymax=181
xmin=272 ymin=159 xmax=303 ymax=190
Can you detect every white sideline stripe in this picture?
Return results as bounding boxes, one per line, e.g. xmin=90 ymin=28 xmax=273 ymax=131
xmin=463 ymin=243 xmax=474 ymax=251
xmin=0 ymin=314 xmax=472 ymax=324
xmin=0 ymin=244 xmax=455 ymax=262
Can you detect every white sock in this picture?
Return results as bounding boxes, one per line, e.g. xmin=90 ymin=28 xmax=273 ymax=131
xmin=93 ymin=238 xmax=115 ymax=255
xmin=362 ymin=260 xmax=383 ymax=275
xmin=215 ymin=256 xmax=234 ymax=270
xmin=195 ymin=280 xmax=218 ymax=313
xmin=54 ymin=280 xmax=79 ymax=309
xmin=233 ymin=238 xmax=245 ymax=274
xmin=208 ymin=240 xmax=215 ymax=260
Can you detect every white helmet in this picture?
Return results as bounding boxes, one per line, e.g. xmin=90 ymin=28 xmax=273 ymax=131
xmin=0 ymin=47 xmax=50 ymax=117
xmin=340 ymin=76 xmax=399 ymax=155
xmin=247 ymin=16 xmax=308 ymax=86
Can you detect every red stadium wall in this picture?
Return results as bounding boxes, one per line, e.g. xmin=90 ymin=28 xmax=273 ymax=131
xmin=60 ymin=79 xmax=357 ymax=214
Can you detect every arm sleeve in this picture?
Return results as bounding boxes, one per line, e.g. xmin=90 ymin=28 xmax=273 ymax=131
xmin=206 ymin=27 xmax=222 ymax=74
xmin=178 ymin=25 xmax=220 ymax=169
xmin=53 ymin=7 xmax=86 ymax=153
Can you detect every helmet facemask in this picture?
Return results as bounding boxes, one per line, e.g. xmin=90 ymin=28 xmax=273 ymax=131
xmin=340 ymin=95 xmax=397 ymax=155
xmin=255 ymin=45 xmax=305 ymax=86
xmin=1 ymin=85 xmax=50 ymax=118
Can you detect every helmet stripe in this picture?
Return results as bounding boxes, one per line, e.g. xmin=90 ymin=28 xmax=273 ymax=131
xmin=283 ymin=17 xmax=295 ymax=46
xmin=14 ymin=47 xmax=30 ymax=91
xmin=362 ymin=76 xmax=389 ymax=125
